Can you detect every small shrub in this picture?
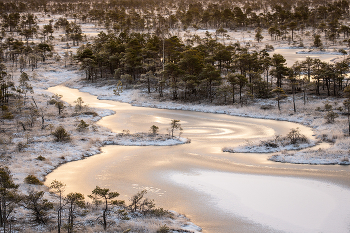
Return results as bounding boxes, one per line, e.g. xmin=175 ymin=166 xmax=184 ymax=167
xmin=76 ymin=120 xmax=89 ymax=132
xmin=122 ymin=129 xmax=130 ymax=135
xmin=149 ymin=125 xmax=159 ymax=135
xmin=52 ymin=126 xmax=71 ymax=142
xmin=2 ymin=111 xmax=14 ymax=119
xmin=157 ymin=225 xmax=170 ymax=233
xmin=319 ymin=134 xmax=334 ymax=142
xmin=47 ymin=124 xmax=54 ymax=133
xmin=114 ymin=80 xmax=123 ymax=96
xmin=149 ymin=208 xmax=170 ymax=217
xmin=25 ymin=175 xmax=43 ymax=185
xmin=324 ymin=103 xmax=332 ymax=111
xmin=48 ymin=99 xmax=57 ymax=105
xmin=260 ymin=104 xmax=274 ymax=110
xmin=91 ymin=125 xmax=98 ymax=131
xmin=74 ymin=97 xmax=85 ymax=112
xmin=17 ymin=142 xmax=27 ymax=152
xmin=116 ymin=208 xmax=130 ymax=220
xmin=324 ymin=111 xmax=339 ymax=123
xmin=339 ymin=49 xmax=347 ymax=55
xmin=36 ymin=155 xmax=46 ymax=161
xmin=264 ymin=142 xmax=278 ymax=148
xmin=286 ymin=128 xmax=308 ymax=145
xmin=83 ymin=111 xmax=98 ymax=117
xmin=315 ymin=107 xmax=321 ymax=111
xmin=265 ymin=44 xmax=274 ymax=51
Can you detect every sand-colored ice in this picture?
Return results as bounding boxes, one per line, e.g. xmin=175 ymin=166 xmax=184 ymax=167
xmin=170 ymin=170 xmax=350 ymax=233
xmin=45 ymin=86 xmax=350 ymax=233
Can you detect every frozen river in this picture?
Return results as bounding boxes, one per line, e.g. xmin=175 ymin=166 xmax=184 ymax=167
xmin=45 ymin=86 xmax=350 ymax=233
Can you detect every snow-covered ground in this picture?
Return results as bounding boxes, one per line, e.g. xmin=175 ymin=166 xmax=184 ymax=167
xmin=30 ymin=15 xmax=350 ymax=169
xmin=0 ymin=15 xmax=201 ymax=232
xmin=296 ymin=50 xmax=344 ymax=55
xmin=3 ymin=13 xmax=350 ymax=232
xmin=113 ymin=133 xmax=191 ymax=146
xmin=223 ymin=141 xmax=316 ymax=153
xmin=269 ymin=145 xmax=350 ymax=165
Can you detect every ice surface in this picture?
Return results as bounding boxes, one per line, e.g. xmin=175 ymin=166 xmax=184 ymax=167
xmin=170 ymin=170 xmax=350 ymax=233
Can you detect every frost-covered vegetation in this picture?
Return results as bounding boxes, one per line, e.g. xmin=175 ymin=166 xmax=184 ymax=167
xmin=0 ymin=93 xmax=200 ymax=232
xmin=70 ymin=82 xmax=350 ymax=165
xmin=0 ymin=167 xmax=201 ymax=232
xmin=108 ymin=120 xmax=190 ymax=146
xmin=1 ymin=0 xmax=350 ymax=231
xmin=114 ymin=131 xmax=190 ymax=146
xmin=223 ymin=128 xmax=313 ymax=153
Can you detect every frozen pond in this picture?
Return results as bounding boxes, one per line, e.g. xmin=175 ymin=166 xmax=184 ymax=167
xmin=270 ymin=48 xmax=342 ymax=67
xmin=45 ymin=86 xmax=350 ymax=233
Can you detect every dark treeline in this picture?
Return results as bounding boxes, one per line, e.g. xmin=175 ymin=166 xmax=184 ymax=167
xmin=1 ymin=0 xmax=350 ymax=107
xmin=0 ymin=0 xmax=349 ymax=32
xmin=76 ymin=29 xmax=350 ymax=105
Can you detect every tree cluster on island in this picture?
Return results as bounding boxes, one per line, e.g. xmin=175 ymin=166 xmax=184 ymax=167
xmin=115 ymin=120 xmax=189 ymax=146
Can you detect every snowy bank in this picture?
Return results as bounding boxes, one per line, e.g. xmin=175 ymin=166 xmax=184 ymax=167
xmin=223 ymin=128 xmax=316 ymax=153
xmin=112 ymin=133 xmax=191 ymax=146
xmin=296 ymin=50 xmax=343 ymax=55
xmin=223 ymin=142 xmax=316 ymax=153
xmin=269 ymin=144 xmax=350 ymax=165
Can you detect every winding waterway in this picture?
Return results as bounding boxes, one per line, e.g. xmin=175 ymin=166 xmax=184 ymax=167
xmin=45 ymin=86 xmax=350 ymax=233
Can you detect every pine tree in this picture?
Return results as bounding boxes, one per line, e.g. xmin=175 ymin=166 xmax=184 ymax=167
xmin=88 ymin=186 xmax=123 ymax=230
xmin=0 ymin=167 xmax=19 ymax=232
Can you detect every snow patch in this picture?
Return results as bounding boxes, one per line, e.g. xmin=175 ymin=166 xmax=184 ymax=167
xmin=113 ymin=133 xmax=191 ymax=146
